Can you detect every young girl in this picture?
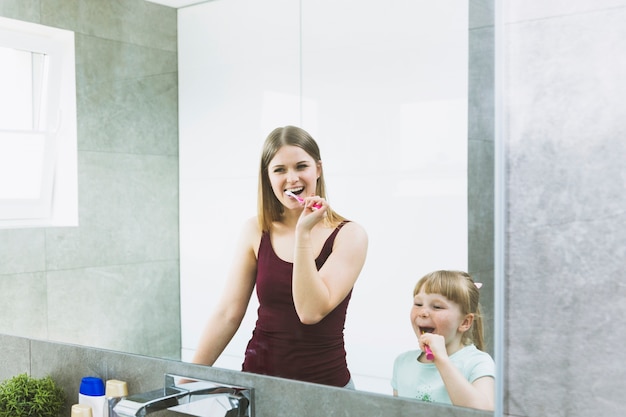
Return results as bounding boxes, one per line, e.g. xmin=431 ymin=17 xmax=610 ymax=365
xmin=192 ymin=126 xmax=368 ymax=388
xmin=392 ymin=270 xmax=495 ymax=410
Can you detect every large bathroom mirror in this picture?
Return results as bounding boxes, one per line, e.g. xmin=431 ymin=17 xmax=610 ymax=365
xmin=0 ymin=0 xmax=498 ymax=411
xmin=178 ymin=0 xmax=496 ymax=399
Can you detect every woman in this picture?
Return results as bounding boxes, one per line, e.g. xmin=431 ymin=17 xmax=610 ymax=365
xmin=192 ymin=126 xmax=368 ymax=388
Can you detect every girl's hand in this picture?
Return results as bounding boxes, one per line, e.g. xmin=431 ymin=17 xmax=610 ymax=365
xmin=419 ymin=332 xmax=447 ymax=361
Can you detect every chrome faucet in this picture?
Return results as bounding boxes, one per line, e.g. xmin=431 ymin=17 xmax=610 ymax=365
xmin=113 ymin=374 xmax=252 ymax=417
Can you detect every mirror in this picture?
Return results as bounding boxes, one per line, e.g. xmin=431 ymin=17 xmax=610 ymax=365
xmin=178 ymin=0 xmax=494 ymax=398
xmin=0 ymin=0 xmax=497 ymax=410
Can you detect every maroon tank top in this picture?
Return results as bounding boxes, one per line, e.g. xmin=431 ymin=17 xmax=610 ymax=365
xmin=241 ymin=221 xmax=352 ymax=387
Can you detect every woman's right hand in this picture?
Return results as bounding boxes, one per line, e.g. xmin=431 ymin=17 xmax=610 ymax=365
xmin=296 ymin=195 xmax=328 ymax=231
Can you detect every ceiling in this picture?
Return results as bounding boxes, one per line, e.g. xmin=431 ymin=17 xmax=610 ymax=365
xmin=145 ymin=0 xmax=207 ymax=8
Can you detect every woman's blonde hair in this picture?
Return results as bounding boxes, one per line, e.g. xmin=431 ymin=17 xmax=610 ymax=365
xmin=413 ymin=270 xmax=486 ymax=351
xmin=257 ymin=126 xmax=345 ymax=232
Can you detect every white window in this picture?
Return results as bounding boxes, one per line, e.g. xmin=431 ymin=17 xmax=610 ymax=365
xmin=0 ymin=17 xmax=77 ymax=228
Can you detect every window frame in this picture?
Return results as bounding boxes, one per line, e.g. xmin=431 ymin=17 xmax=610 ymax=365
xmin=0 ymin=17 xmax=78 ymax=228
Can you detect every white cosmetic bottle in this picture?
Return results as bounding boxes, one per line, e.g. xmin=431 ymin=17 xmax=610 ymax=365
xmin=71 ymin=403 xmax=93 ymax=417
xmin=78 ymin=377 xmax=106 ymax=417
xmin=105 ymin=379 xmax=128 ymax=417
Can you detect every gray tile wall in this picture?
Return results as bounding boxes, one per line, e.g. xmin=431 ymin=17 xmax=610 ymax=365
xmin=0 ymin=0 xmax=180 ymax=360
xmin=468 ymin=0 xmax=496 ymax=356
xmin=0 ymin=335 xmax=492 ymax=417
xmin=504 ymin=1 xmax=626 ymax=416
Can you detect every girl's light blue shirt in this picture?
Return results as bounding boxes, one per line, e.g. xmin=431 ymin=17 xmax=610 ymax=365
xmin=391 ymin=344 xmax=495 ymax=404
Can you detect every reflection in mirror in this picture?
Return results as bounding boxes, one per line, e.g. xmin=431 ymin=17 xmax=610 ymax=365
xmin=0 ymin=0 xmax=497 ymax=412
xmin=179 ymin=0 xmax=476 ymax=397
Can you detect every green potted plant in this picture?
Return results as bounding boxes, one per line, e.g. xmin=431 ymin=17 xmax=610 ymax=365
xmin=0 ymin=373 xmax=65 ymax=417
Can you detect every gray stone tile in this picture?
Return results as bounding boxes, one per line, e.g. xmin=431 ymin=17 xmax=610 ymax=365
xmin=505 ymin=7 xmax=626 ymax=417
xmin=41 ymin=0 xmax=176 ymax=51
xmin=468 ymin=15 xmax=496 ymax=360
xmin=0 ymin=0 xmax=40 ymax=23
xmin=30 ymin=341 xmax=119 ymax=415
xmin=46 ymin=261 xmax=180 ymax=359
xmin=470 ymin=0 xmax=494 ymax=29
xmin=0 ymin=334 xmax=30 ymax=380
xmin=507 ymin=216 xmax=626 ymax=417
xmin=468 ymin=138 xmax=495 ymax=270
xmin=507 ymin=9 xmax=626 ymax=230
xmin=75 ymin=33 xmax=177 ymax=87
xmin=77 ymin=73 xmax=178 ymax=155
xmin=470 ymin=269 xmax=495 ymax=356
xmin=45 ymin=152 xmax=178 ymax=270
xmin=468 ymin=26 xmax=495 ymax=143
xmin=468 ymin=139 xmax=495 ymax=357
xmin=0 ymin=272 xmax=48 ymax=339
xmin=0 ymin=228 xmax=46 ymax=274
xmin=26 ymin=338 xmax=493 ymax=417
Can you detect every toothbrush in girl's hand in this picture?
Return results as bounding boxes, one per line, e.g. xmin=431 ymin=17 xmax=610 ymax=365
xmin=424 ymin=345 xmax=434 ymax=361
xmin=422 ymin=331 xmax=434 ymax=360
xmin=285 ymin=190 xmax=322 ymax=209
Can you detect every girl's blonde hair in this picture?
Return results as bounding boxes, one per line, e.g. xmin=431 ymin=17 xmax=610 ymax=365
xmin=257 ymin=126 xmax=346 ymax=232
xmin=413 ymin=270 xmax=486 ymax=351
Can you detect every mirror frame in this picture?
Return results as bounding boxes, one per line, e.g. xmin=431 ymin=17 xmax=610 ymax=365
xmin=493 ymin=0 xmax=505 ymax=416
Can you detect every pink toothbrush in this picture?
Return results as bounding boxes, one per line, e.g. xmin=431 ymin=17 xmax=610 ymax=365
xmin=422 ymin=331 xmax=434 ymax=360
xmin=285 ymin=190 xmax=322 ymax=209
xmin=424 ymin=344 xmax=434 ymax=360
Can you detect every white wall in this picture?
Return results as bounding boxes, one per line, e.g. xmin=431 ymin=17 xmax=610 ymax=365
xmin=179 ymin=0 xmax=467 ymax=395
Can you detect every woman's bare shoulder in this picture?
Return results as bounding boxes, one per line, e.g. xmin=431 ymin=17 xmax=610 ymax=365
xmin=239 ymin=216 xmax=263 ymax=249
xmin=337 ymin=220 xmax=368 ymax=244
xmin=340 ymin=219 xmax=367 ymax=233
